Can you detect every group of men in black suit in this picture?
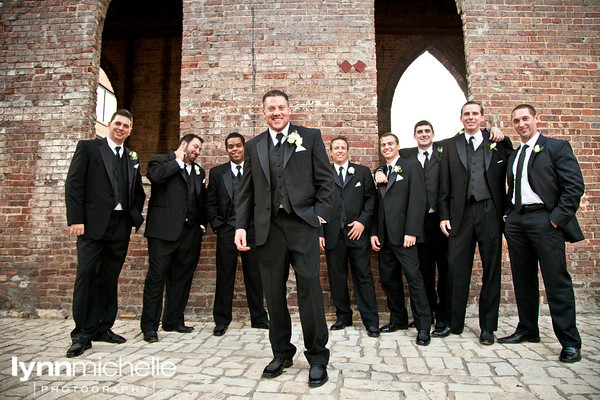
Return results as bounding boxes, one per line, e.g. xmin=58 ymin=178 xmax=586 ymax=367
xmin=64 ymin=96 xmax=585 ymax=385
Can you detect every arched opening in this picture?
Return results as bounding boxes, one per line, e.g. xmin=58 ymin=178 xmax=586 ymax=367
xmin=100 ymin=0 xmax=182 ymax=171
xmin=391 ymin=51 xmax=467 ymax=148
xmin=376 ymin=0 xmax=466 ymax=151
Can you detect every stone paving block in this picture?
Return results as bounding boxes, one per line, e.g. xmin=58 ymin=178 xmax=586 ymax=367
xmin=338 ymin=388 xmax=402 ymax=399
xmin=466 ymin=362 xmax=493 ymax=376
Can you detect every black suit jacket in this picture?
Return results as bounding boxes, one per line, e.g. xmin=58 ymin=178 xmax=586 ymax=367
xmin=322 ymin=162 xmax=376 ymax=249
xmin=371 ymin=157 xmax=427 ymax=247
xmin=144 ymin=152 xmax=207 ymax=242
xmin=399 ymin=142 xmax=444 ymax=214
xmin=236 ymin=124 xmax=334 ymax=246
xmin=65 ymin=138 xmax=145 ymax=240
xmin=439 ymin=130 xmax=513 ymax=235
xmin=507 ymin=134 xmax=584 ymax=243
xmin=207 ymin=162 xmax=242 ymax=233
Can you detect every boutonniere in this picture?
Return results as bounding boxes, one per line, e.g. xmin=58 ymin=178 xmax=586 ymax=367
xmin=194 ymin=165 xmax=201 ymax=175
xmin=287 ymin=130 xmax=303 ymax=147
xmin=437 ymin=146 xmax=443 ymax=154
xmin=347 ymin=166 xmax=355 ymax=175
xmin=487 ymin=143 xmax=497 ymax=151
xmin=533 ymin=144 xmax=543 ymax=154
xmin=393 ymin=165 xmax=402 ymax=174
xmin=129 ymin=151 xmax=138 ymax=161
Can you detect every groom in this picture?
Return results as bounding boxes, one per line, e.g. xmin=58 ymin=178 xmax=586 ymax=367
xmin=234 ymin=90 xmax=334 ymax=387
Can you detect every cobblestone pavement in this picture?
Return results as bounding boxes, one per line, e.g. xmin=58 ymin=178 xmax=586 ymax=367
xmin=0 ymin=314 xmax=598 ymax=399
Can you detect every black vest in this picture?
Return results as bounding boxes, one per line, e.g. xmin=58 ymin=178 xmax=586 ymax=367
xmin=269 ymin=138 xmax=292 ymax=216
xmin=113 ymin=151 xmax=129 ymax=211
xmin=422 ymin=153 xmax=440 ymax=212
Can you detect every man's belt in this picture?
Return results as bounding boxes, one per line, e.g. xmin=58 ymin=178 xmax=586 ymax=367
xmin=519 ymin=204 xmax=545 ymax=214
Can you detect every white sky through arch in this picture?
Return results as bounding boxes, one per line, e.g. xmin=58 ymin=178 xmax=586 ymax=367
xmin=391 ymin=51 xmax=467 ymax=149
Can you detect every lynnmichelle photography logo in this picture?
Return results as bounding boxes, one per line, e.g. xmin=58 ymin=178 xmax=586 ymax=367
xmin=11 ymin=356 xmax=176 ymax=396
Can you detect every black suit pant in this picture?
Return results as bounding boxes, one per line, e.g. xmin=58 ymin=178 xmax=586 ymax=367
xmin=141 ymin=223 xmax=202 ymax=332
xmin=447 ymin=198 xmax=502 ymax=332
xmin=505 ymin=208 xmax=581 ymax=348
xmin=417 ymin=212 xmax=449 ymax=327
xmin=71 ymin=211 xmax=131 ymax=344
xmin=378 ymin=242 xmax=431 ymax=331
xmin=325 ymin=235 xmax=378 ymax=328
xmin=213 ymin=225 xmax=267 ymax=326
xmin=257 ymin=210 xmax=329 ymax=366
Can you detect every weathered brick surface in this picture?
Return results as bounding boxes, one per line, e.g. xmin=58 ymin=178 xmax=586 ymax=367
xmin=0 ymin=1 xmax=598 ymax=322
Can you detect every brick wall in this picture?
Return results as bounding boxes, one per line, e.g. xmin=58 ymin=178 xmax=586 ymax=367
xmin=460 ymin=0 xmax=600 ymax=310
xmin=0 ymin=0 xmax=598 ymax=322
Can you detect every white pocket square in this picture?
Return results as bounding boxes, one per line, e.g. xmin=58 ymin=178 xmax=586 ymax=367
xmin=134 ymin=164 xmax=139 ymax=169
xmin=202 ymin=179 xmax=206 ymax=184
xmin=355 ymin=182 xmax=362 ymax=187
xmin=395 ymin=175 xmax=403 ymax=181
xmin=295 ymin=145 xmax=306 ymax=152
xmin=497 ymin=160 xmax=504 ymax=164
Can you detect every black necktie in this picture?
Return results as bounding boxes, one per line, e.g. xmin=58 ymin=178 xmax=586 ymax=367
xmin=235 ymin=165 xmax=242 ymax=180
xmin=514 ymin=144 xmax=529 ymax=213
xmin=276 ymin=132 xmax=283 ymax=148
xmin=387 ymin=164 xmax=392 ymax=178
xmin=423 ymin=150 xmax=430 ymax=169
xmin=338 ymin=166 xmax=344 ymax=186
xmin=115 ymin=146 xmax=121 ymax=159
xmin=469 ymin=137 xmax=475 ymax=152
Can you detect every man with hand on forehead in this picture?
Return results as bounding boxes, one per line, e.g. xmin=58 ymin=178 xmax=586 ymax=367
xmin=141 ymin=134 xmax=207 ymax=343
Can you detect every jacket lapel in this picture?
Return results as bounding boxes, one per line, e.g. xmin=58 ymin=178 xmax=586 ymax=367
xmin=283 ymin=125 xmax=296 ymax=169
xmin=99 ymin=139 xmax=115 ymax=186
xmin=528 ymin=134 xmax=545 ymax=173
xmin=483 ymin=134 xmax=492 ymax=170
xmin=222 ymin=167 xmax=234 ymax=199
xmin=191 ymin=163 xmax=203 ymax=197
xmin=332 ymin=164 xmax=343 ymax=188
xmin=456 ymin=135 xmax=468 ymax=170
xmin=257 ymin=131 xmax=270 ymax=185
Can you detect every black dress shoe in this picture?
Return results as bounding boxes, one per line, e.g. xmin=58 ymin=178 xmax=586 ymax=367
xmin=416 ymin=330 xmax=431 ymax=346
xmin=262 ymin=357 xmax=293 ymax=378
xmin=480 ymin=330 xmax=495 ymax=345
xmin=366 ymin=326 xmax=380 ymax=337
xmin=431 ymin=326 xmax=451 ymax=338
xmin=497 ymin=332 xmax=541 ymax=344
xmin=66 ymin=342 xmax=91 ymax=358
xmin=251 ymin=320 xmax=270 ymax=329
xmin=559 ymin=347 xmax=581 ymax=363
xmin=330 ymin=320 xmax=352 ymax=330
xmin=143 ymin=331 xmax=159 ymax=343
xmin=94 ymin=330 xmax=126 ymax=344
xmin=308 ymin=364 xmax=328 ymax=387
xmin=213 ymin=324 xmax=228 ymax=337
xmin=380 ymin=322 xmax=408 ymax=333
xmin=163 ymin=325 xmax=194 ymax=333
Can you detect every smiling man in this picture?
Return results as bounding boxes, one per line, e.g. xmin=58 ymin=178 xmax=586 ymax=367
xmin=65 ymin=109 xmax=146 ymax=357
xmin=207 ymin=132 xmax=268 ymax=337
xmin=499 ymin=104 xmax=585 ymax=363
xmin=234 ymin=90 xmax=334 ymax=387
xmin=140 ymin=134 xmax=207 ymax=343
xmin=438 ymin=101 xmax=513 ymax=345
xmin=370 ymin=132 xmax=431 ymax=346
xmin=320 ymin=136 xmax=379 ymax=337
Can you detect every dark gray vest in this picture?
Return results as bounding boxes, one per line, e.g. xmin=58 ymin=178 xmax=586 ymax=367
xmin=467 ymin=143 xmax=492 ymax=201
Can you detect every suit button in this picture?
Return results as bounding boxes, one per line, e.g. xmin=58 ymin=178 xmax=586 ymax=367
xmin=267 ymin=207 xmax=270 ymax=211
xmin=266 ymin=188 xmax=270 ymax=191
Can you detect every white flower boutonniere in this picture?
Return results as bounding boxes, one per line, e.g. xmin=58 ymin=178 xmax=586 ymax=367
xmin=287 ymin=131 xmax=303 ymax=147
xmin=129 ymin=151 xmax=138 ymax=161
xmin=393 ymin=165 xmax=402 ymax=174
xmin=437 ymin=146 xmax=443 ymax=154
xmin=533 ymin=144 xmax=543 ymax=154
xmin=194 ymin=165 xmax=201 ymax=175
xmin=487 ymin=143 xmax=497 ymax=151
xmin=347 ymin=166 xmax=355 ymax=175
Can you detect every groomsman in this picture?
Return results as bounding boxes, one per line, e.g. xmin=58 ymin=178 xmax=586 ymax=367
xmin=499 ymin=104 xmax=584 ymax=363
xmin=370 ymin=132 xmax=432 ymax=346
xmin=234 ymin=90 xmax=334 ymax=387
xmin=438 ymin=101 xmax=513 ymax=345
xmin=65 ymin=109 xmax=145 ymax=357
xmin=398 ymin=121 xmax=449 ymax=332
xmin=207 ymin=132 xmax=268 ymax=337
xmin=319 ymin=136 xmax=379 ymax=337
xmin=140 ymin=134 xmax=207 ymax=343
